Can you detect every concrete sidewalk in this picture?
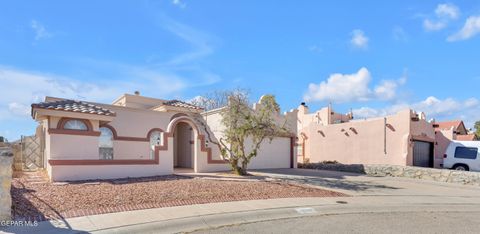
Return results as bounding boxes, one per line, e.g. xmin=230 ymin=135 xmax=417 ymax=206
xmin=3 ymin=194 xmax=480 ymax=234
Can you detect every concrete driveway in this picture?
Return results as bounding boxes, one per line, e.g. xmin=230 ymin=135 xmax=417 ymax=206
xmin=252 ymin=168 xmax=480 ymax=197
xmin=187 ymin=168 xmax=480 ymax=233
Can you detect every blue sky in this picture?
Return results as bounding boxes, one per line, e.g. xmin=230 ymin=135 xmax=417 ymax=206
xmin=1 ymin=0 xmax=480 ymax=140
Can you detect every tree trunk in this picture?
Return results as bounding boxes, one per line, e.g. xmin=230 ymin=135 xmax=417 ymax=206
xmin=240 ymin=159 xmax=249 ymax=176
xmin=230 ymin=158 xmax=243 ymax=175
xmin=232 ymin=165 xmax=244 ymax=175
xmin=229 ymin=158 xmax=249 ymax=176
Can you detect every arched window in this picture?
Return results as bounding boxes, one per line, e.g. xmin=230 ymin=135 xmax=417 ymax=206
xmin=149 ymin=130 xmax=163 ymax=159
xmin=99 ymin=127 xmax=114 ymax=160
xmin=63 ymin=119 xmax=88 ymax=131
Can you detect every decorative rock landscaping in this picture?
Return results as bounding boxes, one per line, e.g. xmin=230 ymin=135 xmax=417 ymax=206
xmin=300 ymin=163 xmax=480 ymax=186
xmin=11 ymin=173 xmax=345 ymax=221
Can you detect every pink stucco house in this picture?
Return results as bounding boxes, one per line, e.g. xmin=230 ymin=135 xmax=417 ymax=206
xmin=296 ymin=103 xmax=438 ymax=168
xmin=31 ymin=93 xmax=297 ymax=181
xmin=295 ymin=103 xmax=477 ymax=169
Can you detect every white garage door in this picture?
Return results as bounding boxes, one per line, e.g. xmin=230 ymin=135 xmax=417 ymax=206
xmin=248 ymin=137 xmax=292 ymax=169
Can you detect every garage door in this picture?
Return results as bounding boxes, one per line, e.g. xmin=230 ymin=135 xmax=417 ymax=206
xmin=413 ymin=141 xmax=433 ymax=168
xmin=248 ymin=137 xmax=292 ymax=169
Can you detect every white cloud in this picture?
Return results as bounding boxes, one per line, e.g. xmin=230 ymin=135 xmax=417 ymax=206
xmin=353 ymin=97 xmax=480 ymax=128
xmin=304 ymin=68 xmax=406 ymax=103
xmin=8 ymin=103 xmax=30 ymax=116
xmin=447 ymin=16 xmax=480 ymax=41
xmin=422 ymin=3 xmax=460 ymax=32
xmin=374 ymin=72 xmax=407 ymax=101
xmin=423 ymin=19 xmax=447 ymax=31
xmin=172 ymin=0 xmax=186 ymax=8
xmin=374 ymin=80 xmax=399 ymax=101
xmin=350 ymin=30 xmax=369 ymax=49
xmin=465 ymin=98 xmax=479 ymax=108
xmin=0 ymin=63 xmax=220 ymax=121
xmin=435 ymin=3 xmax=460 ymax=19
xmin=304 ymin=67 xmax=371 ymax=103
xmin=352 ymin=107 xmax=382 ymax=119
xmin=0 ymin=67 xmax=122 ymax=121
xmin=413 ymin=96 xmax=459 ymax=116
xmin=30 ymin=20 xmax=52 ymax=40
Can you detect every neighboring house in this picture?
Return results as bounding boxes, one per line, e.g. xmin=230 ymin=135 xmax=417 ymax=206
xmin=433 ymin=120 xmax=478 ymax=168
xmin=435 ymin=120 xmax=468 ymax=135
xmin=296 ymin=103 xmax=437 ymax=168
xmin=31 ymin=93 xmax=297 ymax=181
xmin=433 ymin=120 xmax=477 ymax=141
xmin=456 ymin=134 xmax=478 ymax=141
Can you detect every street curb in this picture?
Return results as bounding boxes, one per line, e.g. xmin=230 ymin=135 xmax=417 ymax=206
xmin=5 ymin=196 xmax=480 ymax=234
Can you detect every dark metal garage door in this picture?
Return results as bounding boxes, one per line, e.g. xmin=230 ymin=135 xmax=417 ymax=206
xmin=413 ymin=141 xmax=433 ymax=168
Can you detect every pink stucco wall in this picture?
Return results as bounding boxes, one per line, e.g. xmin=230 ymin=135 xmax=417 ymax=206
xmin=298 ymin=107 xmax=435 ymax=166
xmin=434 ymin=129 xmax=454 ymax=168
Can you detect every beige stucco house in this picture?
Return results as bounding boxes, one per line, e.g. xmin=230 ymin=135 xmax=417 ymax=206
xmin=296 ymin=103 xmax=437 ymax=168
xmin=31 ymin=93 xmax=297 ymax=181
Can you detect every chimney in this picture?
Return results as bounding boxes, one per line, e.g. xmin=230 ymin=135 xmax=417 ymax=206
xmin=134 ymin=91 xmax=140 ymax=96
xmin=299 ymin=102 xmax=309 ymax=114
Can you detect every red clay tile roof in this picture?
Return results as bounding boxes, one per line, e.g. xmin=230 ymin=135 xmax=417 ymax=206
xmin=456 ymin=134 xmax=477 ymax=141
xmin=434 ymin=120 xmax=463 ymax=131
xmin=163 ymin=100 xmax=203 ymax=110
xmin=32 ymin=99 xmax=116 ymax=116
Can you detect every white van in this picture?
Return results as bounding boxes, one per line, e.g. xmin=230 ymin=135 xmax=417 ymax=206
xmin=443 ymin=141 xmax=480 ymax=171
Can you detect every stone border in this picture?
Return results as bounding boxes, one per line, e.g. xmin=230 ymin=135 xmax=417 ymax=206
xmin=300 ymin=163 xmax=480 ymax=186
xmin=14 ymin=193 xmax=343 ymax=222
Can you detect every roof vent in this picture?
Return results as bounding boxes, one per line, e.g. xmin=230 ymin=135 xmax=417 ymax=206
xmin=134 ymin=91 xmax=140 ymax=96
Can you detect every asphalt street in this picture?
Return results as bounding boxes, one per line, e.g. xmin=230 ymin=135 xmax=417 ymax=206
xmin=192 ymin=210 xmax=480 ymax=234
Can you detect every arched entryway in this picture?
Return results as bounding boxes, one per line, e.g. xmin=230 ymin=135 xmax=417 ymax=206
xmin=173 ymin=122 xmax=194 ymax=169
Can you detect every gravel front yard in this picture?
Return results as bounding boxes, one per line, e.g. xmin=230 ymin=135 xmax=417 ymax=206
xmin=12 ymin=174 xmax=344 ymax=221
